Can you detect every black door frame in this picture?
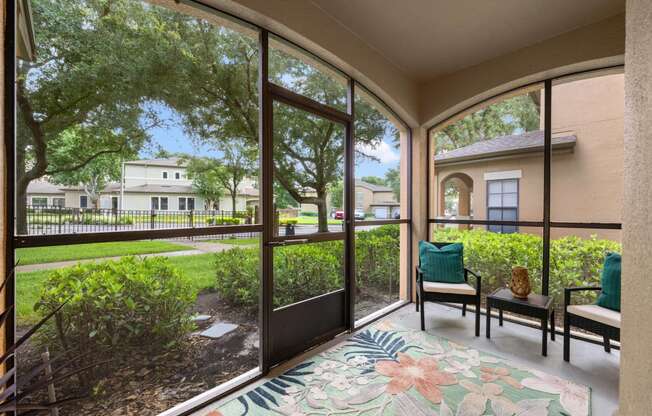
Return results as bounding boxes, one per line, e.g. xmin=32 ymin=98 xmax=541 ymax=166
xmin=260 ymin=31 xmax=355 ymax=367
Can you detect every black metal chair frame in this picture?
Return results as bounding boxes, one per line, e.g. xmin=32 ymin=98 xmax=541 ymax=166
xmin=563 ymin=286 xmax=620 ymax=362
xmin=416 ymin=242 xmax=481 ymax=336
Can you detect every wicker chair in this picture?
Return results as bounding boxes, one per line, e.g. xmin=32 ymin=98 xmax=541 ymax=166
xmin=416 ymin=242 xmax=482 ymax=336
xmin=563 ymin=286 xmax=621 ymax=362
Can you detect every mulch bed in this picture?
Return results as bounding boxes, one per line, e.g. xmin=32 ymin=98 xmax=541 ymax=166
xmin=16 ymin=288 xmax=398 ymax=415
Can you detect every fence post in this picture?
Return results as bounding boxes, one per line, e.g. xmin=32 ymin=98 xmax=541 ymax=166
xmin=57 ymin=206 xmax=62 ymax=234
xmin=150 ymin=209 xmax=155 ymax=230
xmin=114 ymin=208 xmax=118 ymax=231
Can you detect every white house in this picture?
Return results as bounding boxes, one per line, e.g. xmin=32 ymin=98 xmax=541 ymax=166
xmin=26 ymin=157 xmax=260 ymax=212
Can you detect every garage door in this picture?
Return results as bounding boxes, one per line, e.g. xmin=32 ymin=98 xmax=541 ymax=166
xmin=374 ymin=207 xmax=388 ymax=219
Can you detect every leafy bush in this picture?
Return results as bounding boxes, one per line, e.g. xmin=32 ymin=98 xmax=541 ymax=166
xmin=300 ymin=211 xmax=318 ymax=217
xmin=206 ymin=216 xmax=240 ymax=225
xmin=355 ymin=225 xmax=400 ymax=290
xmin=214 ymin=225 xmax=400 ymax=311
xmin=279 ymin=219 xmax=298 ymax=225
xmin=432 ymin=228 xmax=620 ymax=304
xmin=36 ymin=257 xmax=195 ymax=360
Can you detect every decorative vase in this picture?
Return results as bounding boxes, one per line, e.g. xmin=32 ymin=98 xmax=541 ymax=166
xmin=510 ymin=266 xmax=531 ymax=299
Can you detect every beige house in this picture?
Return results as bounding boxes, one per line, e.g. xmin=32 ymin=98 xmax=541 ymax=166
xmin=434 ymin=73 xmax=623 ymax=240
xmin=354 ymin=180 xmax=400 ymax=219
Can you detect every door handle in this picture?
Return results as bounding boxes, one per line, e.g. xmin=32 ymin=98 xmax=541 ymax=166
xmin=266 ymin=238 xmax=310 ymax=247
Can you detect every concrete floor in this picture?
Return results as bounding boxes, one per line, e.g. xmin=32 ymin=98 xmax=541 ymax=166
xmin=394 ymin=302 xmax=620 ymax=416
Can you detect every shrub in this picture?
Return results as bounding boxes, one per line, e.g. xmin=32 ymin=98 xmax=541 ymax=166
xmin=432 ymin=228 xmax=620 ymax=304
xmin=355 ymin=225 xmax=400 ymax=290
xmin=214 ymin=225 xmax=401 ymax=311
xmin=80 ymin=216 xmax=134 ymax=225
xmin=206 ymin=216 xmax=240 ymax=225
xmin=279 ymin=219 xmax=298 ymax=225
xmin=214 ymin=247 xmax=260 ymax=310
xmin=36 ymin=256 xmax=195 ymax=360
xmin=300 ymin=211 xmax=318 ymax=217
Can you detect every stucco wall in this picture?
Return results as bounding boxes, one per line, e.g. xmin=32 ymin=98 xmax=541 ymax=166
xmin=420 ymin=13 xmax=625 ymax=127
xmin=619 ymin=1 xmax=652 ymax=413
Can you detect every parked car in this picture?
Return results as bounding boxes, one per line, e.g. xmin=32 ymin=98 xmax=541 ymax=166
xmin=334 ymin=210 xmax=344 ymax=220
xmin=354 ymin=209 xmax=366 ymax=220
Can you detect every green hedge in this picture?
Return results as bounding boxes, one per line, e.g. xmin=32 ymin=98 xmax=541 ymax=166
xmin=215 ymin=225 xmax=400 ymax=311
xmin=432 ymin=228 xmax=620 ymax=303
xmin=206 ymin=216 xmax=240 ymax=225
xmin=36 ymin=257 xmax=195 ymax=360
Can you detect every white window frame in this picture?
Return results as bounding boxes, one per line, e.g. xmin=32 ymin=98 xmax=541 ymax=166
xmin=31 ymin=197 xmax=48 ymax=207
xmin=80 ymin=195 xmax=88 ymax=209
xmin=151 ymin=196 xmax=169 ymax=211
xmin=486 ymin=178 xmax=519 ymax=234
xmin=175 ymin=172 xmax=181 ymax=180
xmin=162 ymin=171 xmax=169 ymax=179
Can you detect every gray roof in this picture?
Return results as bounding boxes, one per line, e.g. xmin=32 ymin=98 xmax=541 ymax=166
xmin=355 ymin=180 xmax=392 ymax=192
xmin=26 ymin=181 xmax=64 ymax=195
xmin=434 ymin=130 xmax=576 ymax=165
xmin=123 ymin=184 xmax=196 ymax=194
xmin=124 ymin=157 xmax=187 ymax=167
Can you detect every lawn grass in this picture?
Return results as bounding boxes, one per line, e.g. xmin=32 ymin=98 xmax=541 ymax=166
xmin=16 ymin=252 xmax=217 ymax=326
xmin=15 ymin=240 xmax=189 ymax=265
xmin=291 ymin=216 xmax=343 ymax=225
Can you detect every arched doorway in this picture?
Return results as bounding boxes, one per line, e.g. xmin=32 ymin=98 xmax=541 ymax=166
xmin=439 ymin=172 xmax=473 ymax=229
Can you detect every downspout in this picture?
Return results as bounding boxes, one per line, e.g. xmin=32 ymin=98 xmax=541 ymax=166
xmin=120 ymin=160 xmax=125 ymax=210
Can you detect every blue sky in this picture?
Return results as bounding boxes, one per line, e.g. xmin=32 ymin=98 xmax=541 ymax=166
xmin=144 ymin=104 xmax=399 ymax=179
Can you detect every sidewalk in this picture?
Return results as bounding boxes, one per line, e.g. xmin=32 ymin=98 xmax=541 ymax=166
xmin=17 ymin=239 xmax=257 ymax=273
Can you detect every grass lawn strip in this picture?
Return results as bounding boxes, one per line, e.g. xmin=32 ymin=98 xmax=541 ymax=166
xmin=15 ymin=240 xmax=189 ymax=265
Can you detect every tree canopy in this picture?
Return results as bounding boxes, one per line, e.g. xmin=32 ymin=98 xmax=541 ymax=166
xmin=433 ymin=93 xmax=541 ymax=155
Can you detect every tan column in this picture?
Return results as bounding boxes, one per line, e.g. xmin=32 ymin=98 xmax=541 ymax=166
xmin=411 ymin=126 xmax=428 ymax=301
xmin=619 ymin=1 xmax=652 ymax=414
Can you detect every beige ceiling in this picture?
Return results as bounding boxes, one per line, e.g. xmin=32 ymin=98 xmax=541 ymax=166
xmin=310 ymin=0 xmax=625 ymax=82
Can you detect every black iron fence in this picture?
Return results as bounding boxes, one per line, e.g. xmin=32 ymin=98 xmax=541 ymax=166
xmin=25 ymin=205 xmax=255 ymax=236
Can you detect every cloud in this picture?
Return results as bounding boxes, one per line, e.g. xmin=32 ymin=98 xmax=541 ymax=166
xmin=357 ymin=141 xmax=400 ymax=164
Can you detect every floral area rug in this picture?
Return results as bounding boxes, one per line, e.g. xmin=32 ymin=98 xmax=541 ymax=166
xmin=203 ymin=320 xmax=591 ymax=416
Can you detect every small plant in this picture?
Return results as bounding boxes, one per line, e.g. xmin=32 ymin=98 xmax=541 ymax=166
xmin=36 ymin=257 xmax=195 ymax=368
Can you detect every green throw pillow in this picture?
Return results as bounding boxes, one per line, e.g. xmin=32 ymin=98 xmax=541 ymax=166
xmin=419 ymin=241 xmax=465 ymax=284
xmin=596 ymin=252 xmax=621 ymax=312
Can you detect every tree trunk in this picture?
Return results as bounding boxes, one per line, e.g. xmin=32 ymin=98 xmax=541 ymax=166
xmin=316 ymin=189 xmax=329 ymax=233
xmin=15 ymin=146 xmax=29 ymax=235
xmin=231 ymin=192 xmax=237 ymax=214
xmin=16 ymin=181 xmax=29 ymax=235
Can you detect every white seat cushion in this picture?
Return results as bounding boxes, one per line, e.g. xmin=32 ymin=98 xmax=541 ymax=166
xmin=422 ymin=281 xmax=476 ymax=295
xmin=567 ymin=304 xmax=621 ymax=329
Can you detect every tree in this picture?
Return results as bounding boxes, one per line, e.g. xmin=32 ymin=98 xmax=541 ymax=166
xmin=167 ymin=28 xmax=388 ymax=232
xmin=360 ymin=176 xmax=386 ymax=186
xmin=329 ymin=180 xmax=344 ymax=210
xmin=15 ymin=0 xmax=183 ymax=233
xmin=213 ymin=142 xmax=256 ymax=213
xmin=50 ymin=128 xmax=136 ymax=207
xmin=433 ymin=93 xmax=540 ymax=155
xmin=384 ymin=167 xmax=400 ymax=203
xmin=183 ymin=157 xmax=225 ymax=210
